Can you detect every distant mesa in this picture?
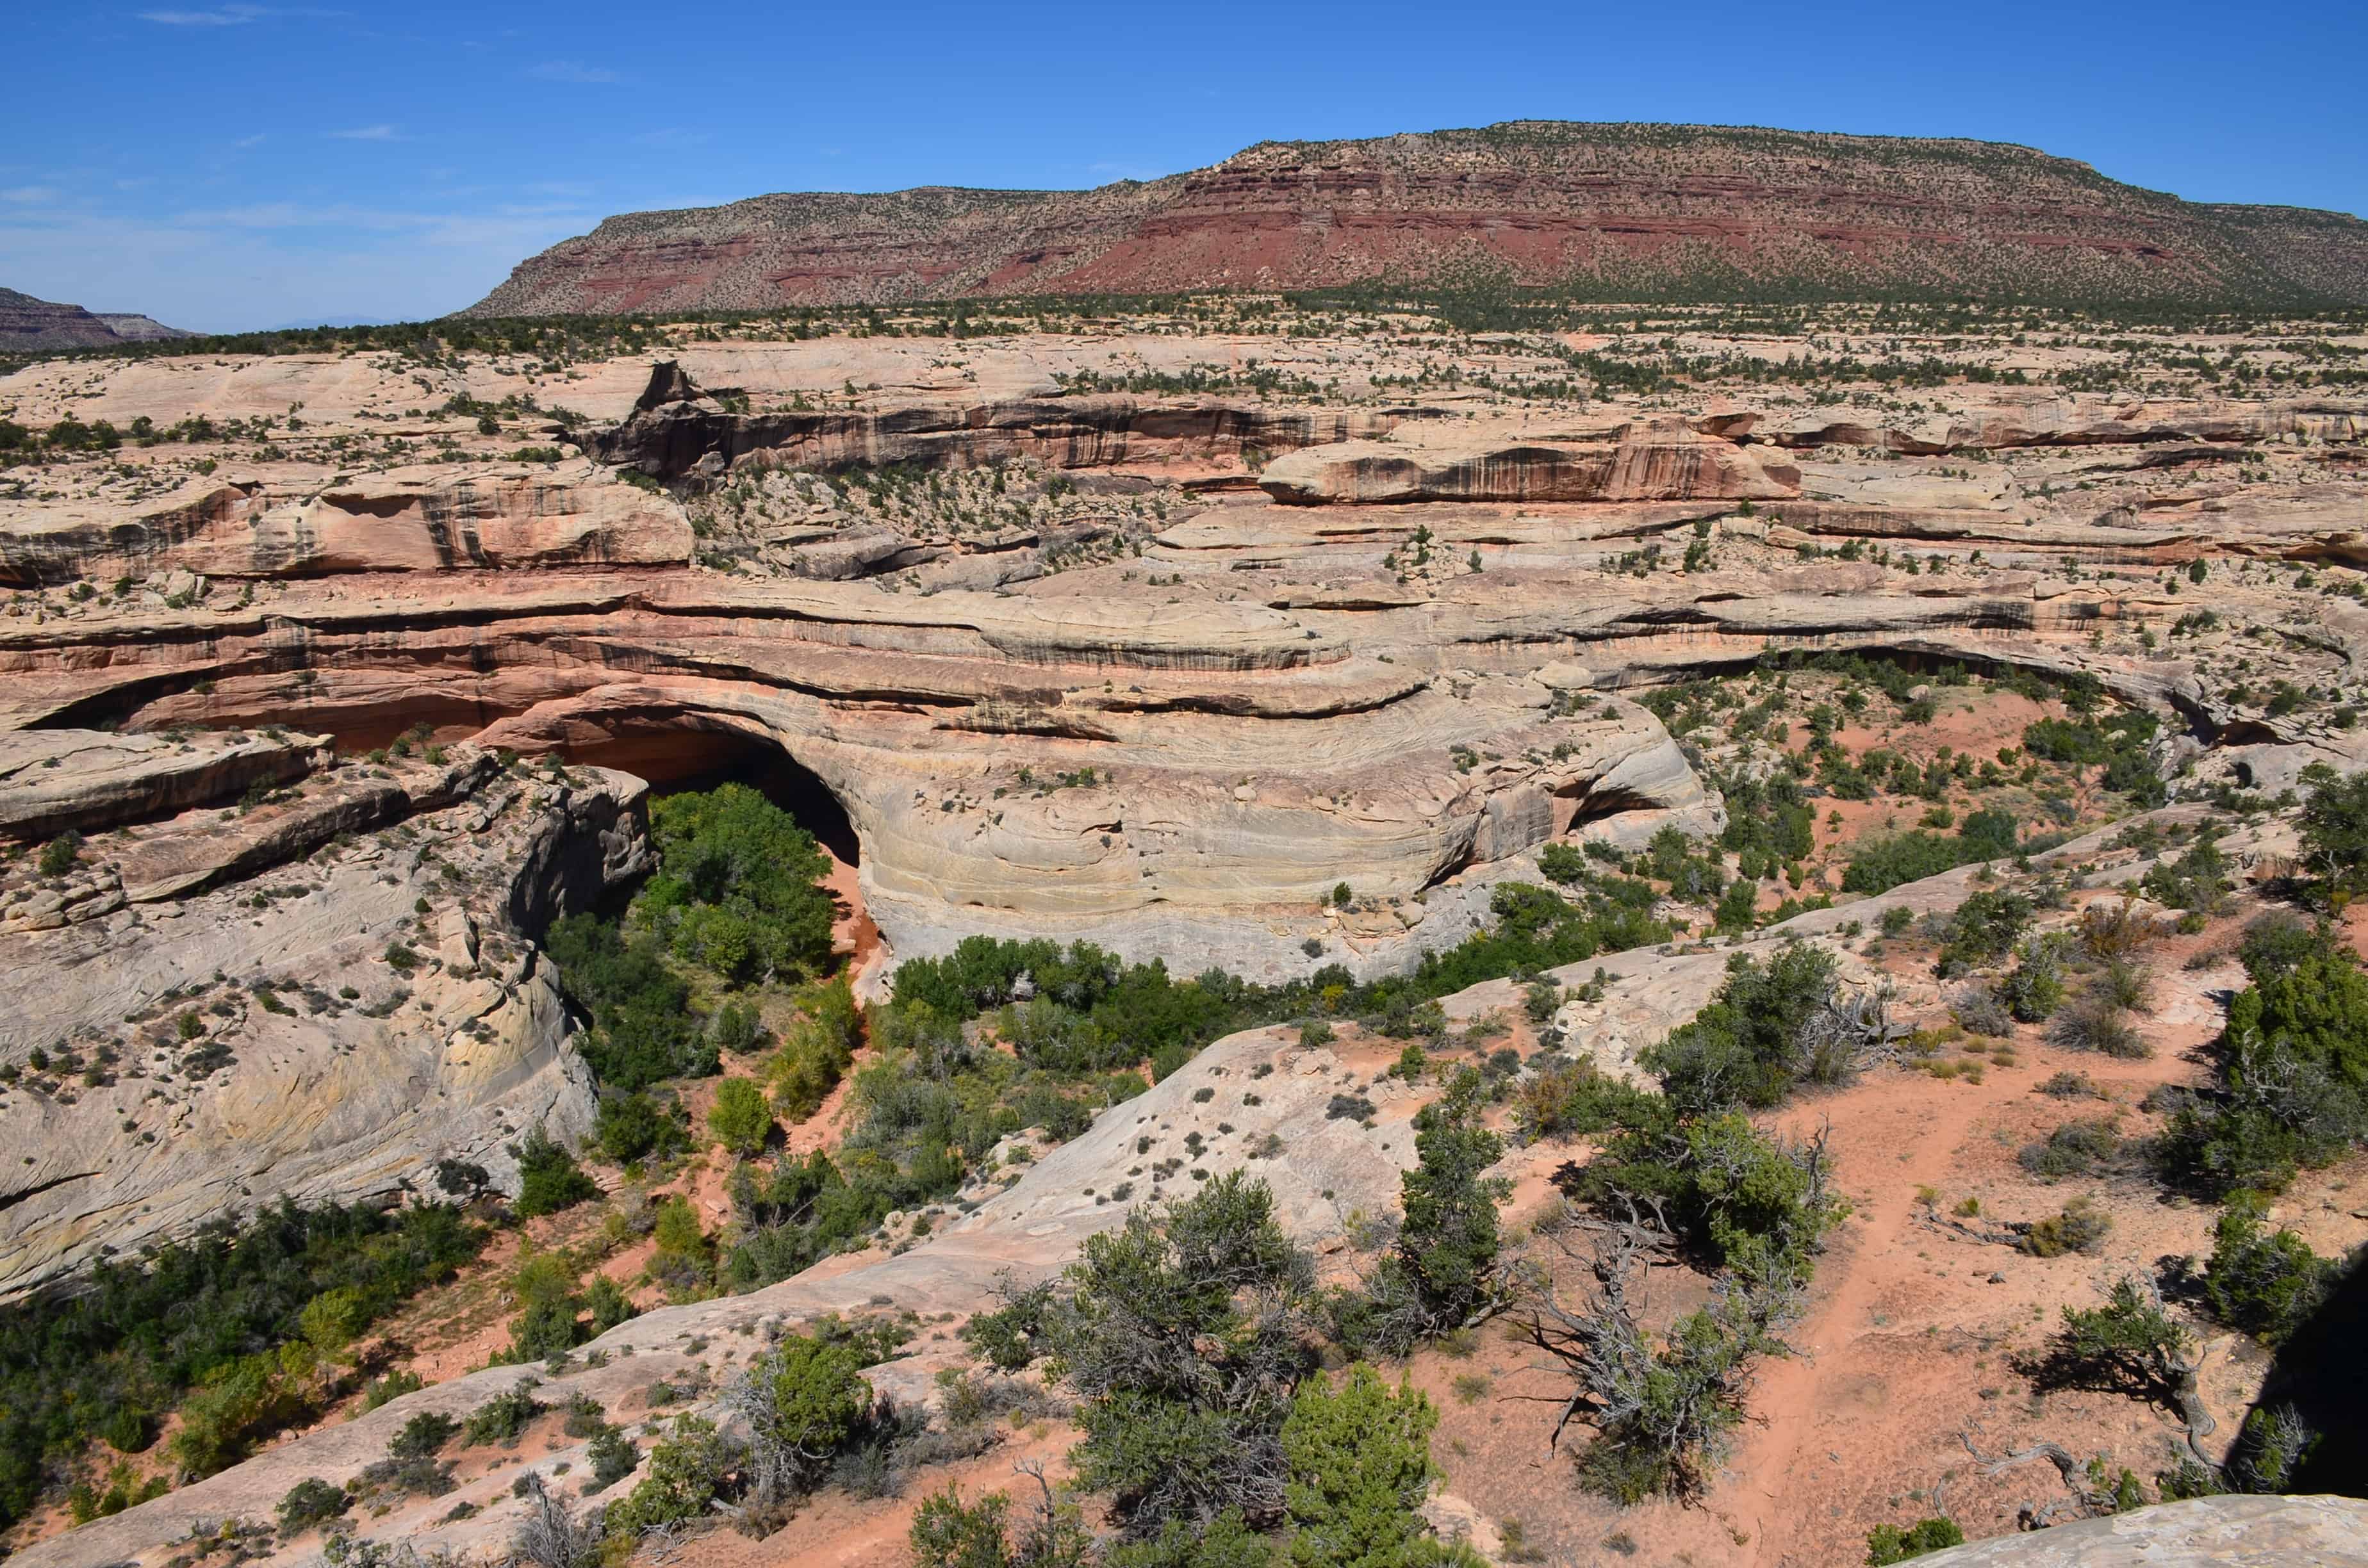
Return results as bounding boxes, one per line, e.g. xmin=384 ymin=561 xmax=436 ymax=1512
xmin=0 ymin=286 xmax=192 ymax=354
xmin=465 ymin=120 xmax=2368 ymax=316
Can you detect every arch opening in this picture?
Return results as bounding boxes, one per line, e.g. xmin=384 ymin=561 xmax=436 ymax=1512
xmin=554 ymin=720 xmax=860 ymax=868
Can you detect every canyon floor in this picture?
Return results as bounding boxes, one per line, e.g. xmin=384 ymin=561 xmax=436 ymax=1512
xmin=3 ymin=296 xmax=2366 ymax=1567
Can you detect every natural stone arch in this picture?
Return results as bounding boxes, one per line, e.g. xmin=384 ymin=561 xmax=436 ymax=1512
xmin=512 ymin=706 xmax=862 ymax=869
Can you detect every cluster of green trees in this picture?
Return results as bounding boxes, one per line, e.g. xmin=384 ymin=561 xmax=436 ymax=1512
xmin=943 ymin=1170 xmax=1481 ymax=1567
xmin=2019 ymin=710 xmax=2166 ymax=808
xmin=708 ymin=866 xmax=1680 ymax=1297
xmin=2155 ymin=915 xmax=2368 ymax=1195
xmin=545 ymin=783 xmax=835 ymax=1090
xmin=1524 ymin=948 xmax=1855 ymax=1500
xmin=2005 ymin=771 xmax=2368 ymax=1510
xmin=0 ymin=1200 xmax=487 ymax=1533
xmin=1841 ymin=808 xmax=2023 ymax=895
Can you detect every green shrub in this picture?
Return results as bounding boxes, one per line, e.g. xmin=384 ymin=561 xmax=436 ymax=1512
xmin=910 ymin=1482 xmax=1098 ymax=1568
xmin=1844 ymin=810 xmax=2020 ymax=895
xmin=1281 ymin=1365 xmax=1458 ymax=1568
xmin=360 ymin=1369 xmax=423 ymax=1412
xmin=38 ymin=831 xmax=83 ymax=877
xmin=767 ymin=976 xmax=862 ymax=1120
xmin=2044 ymin=1276 xmax=2193 ymax=1403
xmin=2155 ymin=920 xmax=2368 ymax=1195
xmin=602 ymin=1415 xmax=741 ymax=1538
xmin=1997 ymin=936 xmax=2068 ymax=1022
xmin=1513 ymin=1059 xmax=1661 ymax=1141
xmin=464 ymin=1379 xmax=546 ymax=1447
xmin=1934 ymin=890 xmax=2032 ymax=975
xmin=708 ymin=999 xmax=766 ymax=1056
xmin=650 ymin=1199 xmax=714 ymax=1298
xmin=513 ymin=1124 xmax=599 ymax=1218
xmin=506 ymin=1251 xmax=593 ymax=1362
xmin=707 ymin=1077 xmax=775 ymax=1157
xmin=170 ymin=1354 xmax=298 ymax=1478
xmin=734 ymin=1332 xmax=874 ymax=1501
xmin=2141 ymin=833 xmax=2230 ymax=913
xmin=390 ymin=1410 xmax=461 ymax=1460
xmin=2018 ymin=1119 xmax=2121 ymax=1179
xmin=2024 ymin=1196 xmax=2112 ymax=1257
xmin=1040 ymin=1173 xmax=1315 ymax=1535
xmin=1563 ymin=1107 xmax=1843 ymax=1273
xmin=275 ymin=1477 xmax=349 ymax=1533
xmin=1381 ymin=1070 xmax=1508 ymax=1344
xmin=593 ymin=1090 xmax=685 ymax=1164
xmin=963 ymin=1280 xmax=1056 ymax=1373
xmin=584 ymin=1426 xmax=639 ymax=1494
xmin=909 ymin=1485 xmax=1016 ymax=1567
xmin=2050 ymin=995 xmax=2146 ymax=1058
xmin=1866 ymin=1517 xmax=1964 ymax=1564
xmin=2298 ymin=765 xmax=2368 ymax=896
xmin=561 ymin=1391 xmax=607 ymax=1439
xmin=1642 ymin=945 xmax=1851 ymax=1114
xmin=2203 ymin=1192 xmax=2339 ymax=1344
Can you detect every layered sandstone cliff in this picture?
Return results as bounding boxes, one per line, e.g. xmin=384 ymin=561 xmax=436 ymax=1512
xmin=465 ymin=123 xmax=2368 ymax=316
xmin=1 ymin=287 xmax=189 ymax=355
xmin=0 ymin=740 xmax=643 ymax=1299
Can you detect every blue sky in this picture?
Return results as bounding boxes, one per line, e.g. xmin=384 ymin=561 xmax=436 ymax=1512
xmin=4 ymin=1 xmax=2363 ymax=333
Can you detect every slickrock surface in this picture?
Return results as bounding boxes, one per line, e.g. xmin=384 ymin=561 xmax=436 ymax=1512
xmin=0 ymin=727 xmax=322 ymax=840
xmin=4 ymin=304 xmax=2368 ymax=1565
xmin=0 ymin=806 xmax=2302 ymax=1568
xmin=3 ymin=1015 xmax=1428 ymax=1568
xmin=1914 ymin=1495 xmax=2368 ymax=1565
xmin=1256 ymin=419 xmax=1802 ymax=504
xmin=0 ymin=747 xmax=643 ymax=1298
xmin=464 ymin=124 xmax=2368 ymax=315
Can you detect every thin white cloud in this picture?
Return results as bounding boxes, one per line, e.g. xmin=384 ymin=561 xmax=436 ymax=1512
xmin=529 ymin=60 xmax=618 ymax=84
xmin=328 ymin=124 xmax=397 ymax=141
xmin=137 ymin=4 xmax=346 ymax=22
xmin=1 ymin=186 xmax=59 ymax=203
xmin=233 ymin=133 xmax=267 ymax=149
xmin=138 ymin=4 xmax=264 ymax=24
xmin=632 ymin=127 xmax=709 ymax=149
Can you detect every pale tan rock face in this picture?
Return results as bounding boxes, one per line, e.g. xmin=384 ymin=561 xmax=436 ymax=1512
xmin=1 ymin=1017 xmax=1432 ymax=1568
xmin=0 ymin=727 xmax=323 ymax=840
xmin=1912 ymin=1494 xmax=2368 ymax=1566
xmin=0 ymin=321 xmax=2365 ymax=1568
xmin=0 ymin=751 xmax=643 ymax=1300
xmin=0 ymin=460 xmax=692 ymax=586
xmin=1255 ymin=420 xmax=1801 ymax=505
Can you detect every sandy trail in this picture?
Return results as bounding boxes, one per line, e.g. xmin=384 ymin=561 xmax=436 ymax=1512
xmin=1734 ymin=1072 xmax=1992 ymax=1562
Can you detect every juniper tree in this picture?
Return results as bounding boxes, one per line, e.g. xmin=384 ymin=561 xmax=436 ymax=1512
xmin=1366 ymin=1068 xmax=1511 ymax=1350
xmin=1040 ymin=1172 xmax=1317 ymax=1535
